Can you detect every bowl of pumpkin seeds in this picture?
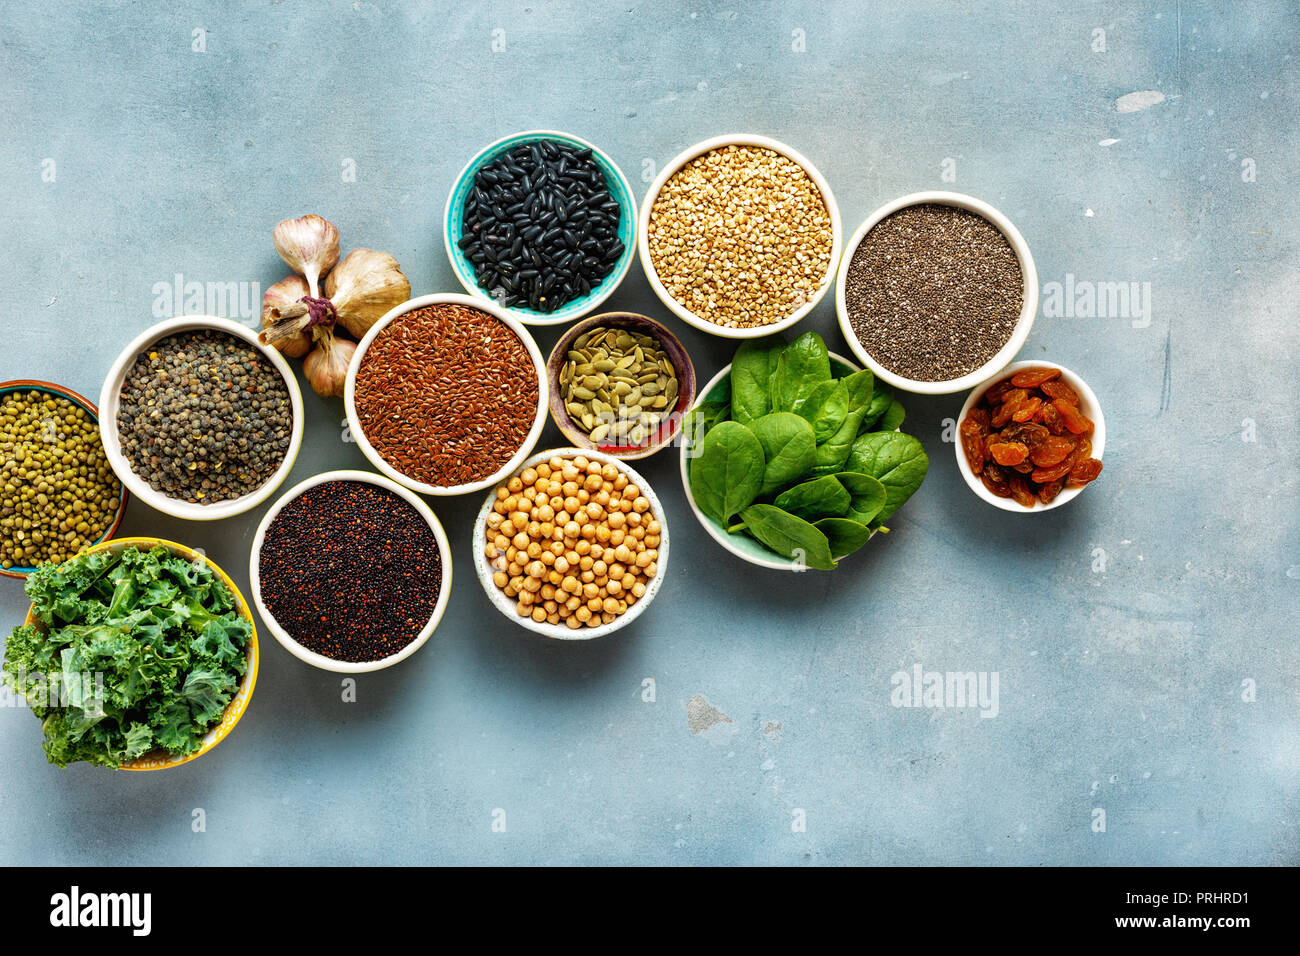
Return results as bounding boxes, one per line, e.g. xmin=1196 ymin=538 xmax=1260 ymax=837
xmin=546 ymin=313 xmax=696 ymax=461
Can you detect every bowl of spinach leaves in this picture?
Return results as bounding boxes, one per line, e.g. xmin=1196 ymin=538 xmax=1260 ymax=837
xmin=679 ymin=331 xmax=929 ymax=570
xmin=2 ymin=537 xmax=257 ymax=769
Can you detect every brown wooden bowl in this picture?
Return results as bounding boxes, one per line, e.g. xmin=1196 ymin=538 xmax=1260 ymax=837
xmin=546 ymin=312 xmax=696 ymax=460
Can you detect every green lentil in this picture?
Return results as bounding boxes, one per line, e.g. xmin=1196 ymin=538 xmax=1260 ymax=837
xmin=0 ymin=389 xmax=121 ymax=569
xmin=116 ymin=330 xmax=292 ymax=504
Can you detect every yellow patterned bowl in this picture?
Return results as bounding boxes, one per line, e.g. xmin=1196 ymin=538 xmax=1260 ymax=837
xmin=22 ymin=536 xmax=258 ymax=771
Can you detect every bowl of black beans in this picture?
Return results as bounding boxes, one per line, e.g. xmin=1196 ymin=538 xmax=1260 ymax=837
xmin=99 ymin=316 xmax=305 ymax=520
xmin=445 ymin=130 xmax=637 ymax=326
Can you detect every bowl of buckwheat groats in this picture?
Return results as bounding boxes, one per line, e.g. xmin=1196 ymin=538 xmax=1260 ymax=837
xmin=472 ymin=449 xmax=669 ymax=639
xmin=638 ymin=133 xmax=842 ymax=339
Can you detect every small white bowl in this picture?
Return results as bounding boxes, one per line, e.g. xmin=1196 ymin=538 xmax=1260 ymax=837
xmin=679 ymin=352 xmax=872 ymax=571
xmin=99 ymin=315 xmax=304 ymax=521
xmin=954 ymin=361 xmax=1106 ymax=512
xmin=249 ymin=469 xmax=453 ymax=672
xmin=344 ymin=293 xmax=549 ymax=496
xmin=835 ymin=191 xmax=1039 ymax=395
xmin=472 ymin=448 xmax=669 ymax=640
xmin=638 ymin=133 xmax=843 ymax=340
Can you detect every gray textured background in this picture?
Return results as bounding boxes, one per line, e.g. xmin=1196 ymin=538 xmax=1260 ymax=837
xmin=1 ymin=0 xmax=1296 ymax=865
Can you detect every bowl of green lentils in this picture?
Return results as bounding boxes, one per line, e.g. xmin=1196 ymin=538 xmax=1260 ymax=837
xmin=98 ymin=316 xmax=305 ymax=521
xmin=0 ymin=381 xmax=128 ymax=578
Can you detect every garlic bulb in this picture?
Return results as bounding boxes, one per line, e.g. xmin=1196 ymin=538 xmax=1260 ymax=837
xmin=303 ymin=330 xmax=355 ymax=398
xmin=273 ymin=214 xmax=340 ymax=298
xmin=324 ymin=248 xmax=411 ymax=340
xmin=261 ymin=276 xmax=312 ymax=358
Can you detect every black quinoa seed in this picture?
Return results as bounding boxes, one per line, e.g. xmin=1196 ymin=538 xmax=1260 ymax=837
xmin=459 ymin=139 xmax=624 ymax=313
xmin=258 ymin=481 xmax=443 ymax=663
xmin=116 ymin=329 xmax=293 ymax=503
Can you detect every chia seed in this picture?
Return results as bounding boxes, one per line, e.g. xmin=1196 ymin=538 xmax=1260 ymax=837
xmin=257 ymin=480 xmax=443 ymax=663
xmin=844 ymin=203 xmax=1023 ymax=382
xmin=116 ymin=330 xmax=293 ymax=503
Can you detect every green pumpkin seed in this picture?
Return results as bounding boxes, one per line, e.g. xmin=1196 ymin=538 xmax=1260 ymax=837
xmin=589 ymin=423 xmax=610 ymax=442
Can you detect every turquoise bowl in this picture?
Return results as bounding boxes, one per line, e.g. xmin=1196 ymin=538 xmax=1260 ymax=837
xmin=443 ymin=130 xmax=638 ymax=327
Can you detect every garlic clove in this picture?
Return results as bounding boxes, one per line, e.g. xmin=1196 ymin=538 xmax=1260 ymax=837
xmin=303 ymin=329 xmax=356 ymax=398
xmin=324 ymin=248 xmax=411 ymax=340
xmin=273 ymin=214 xmax=340 ymax=298
xmin=261 ymin=275 xmax=312 ymax=358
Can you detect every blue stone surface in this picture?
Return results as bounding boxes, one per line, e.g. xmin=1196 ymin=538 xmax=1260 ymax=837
xmin=0 ymin=1 xmax=1295 ymax=865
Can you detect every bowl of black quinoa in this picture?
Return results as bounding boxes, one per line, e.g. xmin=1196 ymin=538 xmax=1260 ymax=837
xmin=249 ymin=470 xmax=452 ymax=673
xmin=444 ymin=130 xmax=638 ymax=326
xmin=99 ymin=316 xmax=304 ymax=520
xmin=835 ymin=191 xmax=1039 ymax=395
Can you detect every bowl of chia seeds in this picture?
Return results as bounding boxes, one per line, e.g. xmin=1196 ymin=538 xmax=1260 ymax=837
xmin=835 ymin=191 xmax=1039 ymax=395
xmin=249 ymin=470 xmax=452 ymax=673
xmin=99 ymin=316 xmax=304 ymax=520
xmin=444 ymin=130 xmax=638 ymax=326
xmin=639 ymin=133 xmax=843 ymax=339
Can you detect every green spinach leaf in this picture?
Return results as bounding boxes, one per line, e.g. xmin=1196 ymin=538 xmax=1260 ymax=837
xmin=798 ymin=379 xmax=849 ymax=444
xmin=684 ymin=400 xmax=731 ymax=449
xmin=768 ymin=331 xmax=830 ymax=416
xmin=749 ymin=412 xmax=817 ymax=496
xmin=773 ymin=475 xmax=851 ymax=521
xmin=832 ymin=472 xmax=888 ymax=525
xmin=730 ymin=338 xmax=779 ymax=425
xmin=877 ymin=397 xmax=906 ymax=432
xmin=813 ymin=517 xmax=874 ymax=560
xmin=845 ymin=432 xmax=930 ymax=523
xmin=739 ymin=504 xmax=837 ymax=570
xmin=860 ymin=385 xmax=895 ymax=433
xmin=689 ymin=420 xmax=764 ymax=524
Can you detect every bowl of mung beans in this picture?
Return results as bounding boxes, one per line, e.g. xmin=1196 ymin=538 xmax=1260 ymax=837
xmin=639 ymin=133 xmax=842 ymax=339
xmin=0 ymin=381 xmax=128 ymax=578
xmin=445 ymin=130 xmax=638 ymax=326
xmin=345 ymin=293 xmax=549 ymax=497
xmin=250 ymin=469 xmax=453 ymax=673
xmin=835 ymin=191 xmax=1039 ymax=395
xmin=546 ymin=312 xmax=696 ymax=460
xmin=472 ymin=449 xmax=669 ymax=640
xmin=99 ymin=316 xmax=304 ymax=521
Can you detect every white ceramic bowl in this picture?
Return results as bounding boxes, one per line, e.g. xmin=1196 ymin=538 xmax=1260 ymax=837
xmin=472 ymin=448 xmax=669 ymax=640
xmin=954 ymin=361 xmax=1106 ymax=512
xmin=679 ymin=352 xmax=874 ymax=571
xmin=638 ymin=133 xmax=843 ymax=340
xmin=835 ymin=191 xmax=1039 ymax=395
xmin=249 ymin=469 xmax=453 ymax=672
xmin=344 ymin=293 xmax=549 ymax=496
xmin=99 ymin=315 xmax=304 ymax=521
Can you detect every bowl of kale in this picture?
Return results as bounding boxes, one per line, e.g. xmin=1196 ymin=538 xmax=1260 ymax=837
xmin=2 ymin=538 xmax=257 ymax=769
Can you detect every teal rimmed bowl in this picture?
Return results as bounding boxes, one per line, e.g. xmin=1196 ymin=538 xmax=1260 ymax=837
xmin=443 ymin=130 xmax=638 ymax=327
xmin=0 ymin=380 xmax=129 ymax=579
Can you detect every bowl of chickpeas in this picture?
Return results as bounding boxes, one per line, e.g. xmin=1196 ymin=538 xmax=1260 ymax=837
xmin=472 ymin=448 xmax=669 ymax=639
